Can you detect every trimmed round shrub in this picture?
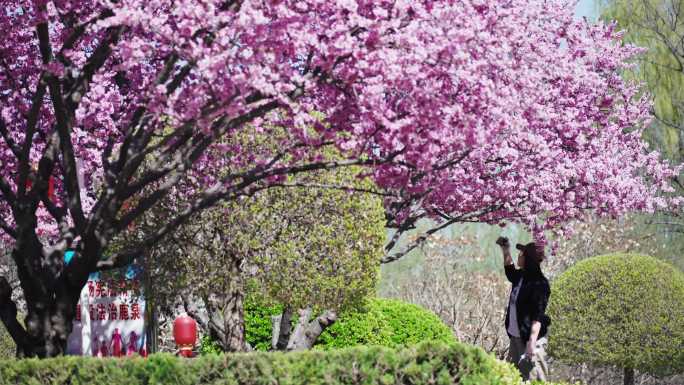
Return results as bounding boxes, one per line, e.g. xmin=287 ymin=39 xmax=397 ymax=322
xmin=547 ymin=254 xmax=684 ymax=378
xmin=315 ymin=297 xmax=456 ymax=349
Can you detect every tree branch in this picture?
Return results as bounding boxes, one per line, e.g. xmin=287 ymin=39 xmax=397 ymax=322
xmin=383 ymin=211 xmax=424 ymax=252
xmin=268 ymin=182 xmax=395 ymax=197
xmin=35 ymin=14 xmax=87 ymax=232
xmin=64 ymin=26 xmax=123 ymax=111
xmin=112 ymin=54 xmax=185 ymax=183
xmin=104 ymin=155 xmax=397 ymax=268
xmin=0 ymin=217 xmax=16 ymax=238
xmin=0 ymin=174 xmax=16 ymax=207
xmin=381 ymin=205 xmax=503 ymax=264
xmin=272 ymin=306 xmax=293 ymax=350
xmin=0 ymin=117 xmax=21 ymax=158
xmin=286 ymin=308 xmax=337 ymax=351
xmin=0 ymin=276 xmax=31 ymax=355
xmin=112 ymin=99 xmax=284 ymax=231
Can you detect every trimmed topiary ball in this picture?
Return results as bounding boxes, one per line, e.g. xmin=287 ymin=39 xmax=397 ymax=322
xmin=314 ymin=297 xmax=456 ymax=349
xmin=547 ymin=254 xmax=684 ymax=383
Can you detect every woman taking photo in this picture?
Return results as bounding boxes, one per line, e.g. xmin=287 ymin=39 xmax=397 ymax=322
xmin=496 ymin=237 xmax=551 ymax=381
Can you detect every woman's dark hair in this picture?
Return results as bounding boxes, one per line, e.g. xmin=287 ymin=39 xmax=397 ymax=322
xmin=516 ymin=242 xmax=544 ymax=279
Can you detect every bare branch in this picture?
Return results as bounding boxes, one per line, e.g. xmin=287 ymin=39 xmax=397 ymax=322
xmin=381 ymin=205 xmax=503 ymax=264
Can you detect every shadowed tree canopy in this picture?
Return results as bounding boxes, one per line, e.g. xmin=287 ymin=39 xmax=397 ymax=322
xmin=135 ymin=161 xmax=385 ymax=352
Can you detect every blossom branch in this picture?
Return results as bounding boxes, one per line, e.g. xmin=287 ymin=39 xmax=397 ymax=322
xmin=381 ymin=205 xmax=503 ymax=264
xmin=0 ymin=277 xmax=30 ymax=354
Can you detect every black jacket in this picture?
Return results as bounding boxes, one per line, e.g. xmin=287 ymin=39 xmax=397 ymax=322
xmin=504 ymin=264 xmax=551 ymax=342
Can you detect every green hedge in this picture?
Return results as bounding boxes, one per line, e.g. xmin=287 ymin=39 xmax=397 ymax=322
xmin=0 ymin=342 xmax=527 ymax=385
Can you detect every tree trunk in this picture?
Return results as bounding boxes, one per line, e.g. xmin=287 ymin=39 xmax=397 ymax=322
xmin=271 ymin=306 xmax=293 ymax=350
xmin=0 ymin=277 xmax=29 ymax=357
xmin=1 ymin=225 xmax=92 ymax=358
xmin=286 ymin=308 xmax=337 ymax=351
xmin=623 ymin=367 xmax=634 ymax=385
xmin=220 ymin=287 xmax=245 ymax=352
xmin=202 ymin=252 xmax=247 ymax=352
xmin=0 ymin=275 xmax=81 ymax=357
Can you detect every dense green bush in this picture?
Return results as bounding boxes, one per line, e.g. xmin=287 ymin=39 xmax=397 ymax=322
xmin=241 ymin=298 xmax=455 ymax=351
xmin=244 ymin=300 xmax=283 ymax=351
xmin=316 ymin=298 xmax=456 ymax=349
xmin=547 ymin=254 xmax=684 ymax=378
xmin=0 ymin=342 xmax=528 ymax=385
xmin=198 ymin=336 xmax=222 ymax=355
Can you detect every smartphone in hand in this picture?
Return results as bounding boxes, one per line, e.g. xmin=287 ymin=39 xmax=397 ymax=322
xmin=496 ymin=236 xmax=509 ymax=247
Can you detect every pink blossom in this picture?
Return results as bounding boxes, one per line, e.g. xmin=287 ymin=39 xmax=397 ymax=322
xmin=0 ymin=0 xmax=678 ymax=250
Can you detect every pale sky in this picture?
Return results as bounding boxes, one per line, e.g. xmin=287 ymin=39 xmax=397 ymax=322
xmin=575 ymin=0 xmax=599 ymax=20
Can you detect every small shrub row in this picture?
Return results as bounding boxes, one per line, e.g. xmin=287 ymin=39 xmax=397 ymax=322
xmin=0 ymin=342 xmax=531 ymax=385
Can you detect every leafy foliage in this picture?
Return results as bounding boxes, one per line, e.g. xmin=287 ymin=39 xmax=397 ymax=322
xmin=244 ymin=300 xmax=282 ymax=352
xmin=315 ymin=298 xmax=456 ymax=350
xmin=147 ymin=162 xmax=385 ymax=316
xmin=198 ymin=336 xmax=222 ymax=356
xmin=600 ymin=0 xmax=684 ymax=273
xmin=0 ymin=341 xmax=538 ymax=385
xmin=240 ymin=298 xmax=455 ymax=352
xmin=547 ymin=253 xmax=684 ymax=376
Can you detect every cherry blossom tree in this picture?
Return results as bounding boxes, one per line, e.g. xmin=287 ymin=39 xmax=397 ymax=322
xmin=0 ymin=0 xmax=678 ymax=357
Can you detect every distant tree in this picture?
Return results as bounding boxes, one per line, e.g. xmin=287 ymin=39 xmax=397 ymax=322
xmin=547 ymin=254 xmax=684 ymax=385
xmin=600 ymin=0 xmax=684 ymax=270
xmin=601 ymin=0 xmax=684 ymax=161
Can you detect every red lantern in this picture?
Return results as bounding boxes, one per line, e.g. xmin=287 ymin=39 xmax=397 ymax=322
xmin=173 ymin=314 xmax=197 ymax=357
